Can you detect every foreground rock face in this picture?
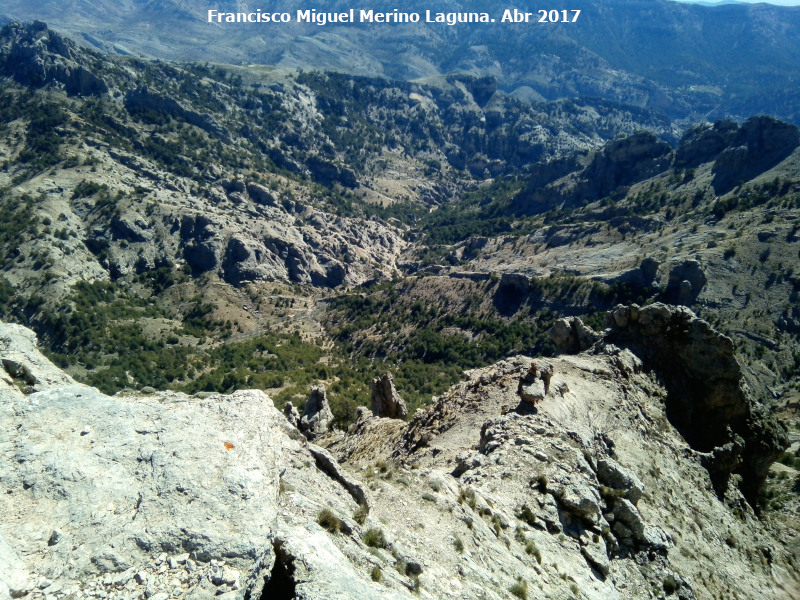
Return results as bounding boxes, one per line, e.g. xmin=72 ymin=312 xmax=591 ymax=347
xmin=2 ymin=320 xmax=798 ymax=600
xmin=0 ymin=323 xmax=413 ymax=600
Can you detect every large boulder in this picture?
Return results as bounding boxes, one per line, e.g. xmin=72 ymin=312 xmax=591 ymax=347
xmin=549 ymin=317 xmax=601 ymax=354
xmin=596 ymin=458 xmax=645 ymax=505
xmin=370 ymin=373 xmax=408 ymax=420
xmin=300 ymin=385 xmax=335 ymax=439
xmin=665 ymin=259 xmax=707 ymax=305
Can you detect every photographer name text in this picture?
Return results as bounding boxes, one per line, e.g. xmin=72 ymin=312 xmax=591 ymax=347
xmin=207 ymin=8 xmax=581 ymax=26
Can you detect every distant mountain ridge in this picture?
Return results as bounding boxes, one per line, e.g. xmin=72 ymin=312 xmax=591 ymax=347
xmin=3 ymin=0 xmax=800 ymax=126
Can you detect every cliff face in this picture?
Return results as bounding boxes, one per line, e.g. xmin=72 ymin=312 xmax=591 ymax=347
xmin=512 ymin=116 xmax=800 ymax=215
xmin=2 ymin=316 xmax=797 ymax=600
xmin=604 ymin=303 xmax=789 ymax=504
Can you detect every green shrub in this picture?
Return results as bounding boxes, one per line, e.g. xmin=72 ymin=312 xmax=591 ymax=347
xmin=317 ymin=508 xmax=342 ymax=534
xmin=71 ymin=179 xmax=107 ymax=200
xmin=663 ymin=575 xmax=678 ymax=595
xmin=510 ymin=578 xmax=529 ymax=600
xmin=395 ymin=558 xmax=407 ymax=575
xmin=525 ymin=541 xmax=542 ymax=564
xmin=371 ymin=566 xmax=382 ymax=582
xmin=458 ymin=487 xmax=477 ymax=509
xmin=518 ymin=504 xmax=537 ymax=526
xmin=363 ymin=528 xmax=387 ymax=548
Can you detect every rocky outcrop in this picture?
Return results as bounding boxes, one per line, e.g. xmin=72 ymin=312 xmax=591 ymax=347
xmin=675 ymin=121 xmax=739 ymax=168
xmin=306 ymin=156 xmax=357 ymax=189
xmin=1 ymin=322 xmax=76 ymax=396
xmin=448 ymin=73 xmax=498 ymax=107
xmin=514 ymin=117 xmax=799 ymax=218
xmin=580 ymin=132 xmax=673 ymax=200
xmin=110 ymin=213 xmax=151 ymax=243
xmin=0 ymin=21 xmax=108 ymax=95
xmin=498 ymin=272 xmax=531 ymax=295
xmin=300 ymin=385 xmax=334 ymax=439
xmin=675 ymin=120 xmax=739 ymax=168
xmin=284 ymin=401 xmax=300 ymax=428
xmin=596 ymin=458 xmax=645 ymax=505
xmin=604 ymin=303 xmax=788 ymax=502
xmin=549 ymin=316 xmax=601 ymax=354
xmin=665 ymin=259 xmax=707 ymax=305
xmin=611 ymin=499 xmax=672 ymax=552
xmin=2 ymin=322 xmax=795 ymax=600
xmin=173 ymin=197 xmax=402 ymax=287
xmin=370 ymin=373 xmax=408 ymax=420
xmin=307 ymin=444 xmax=370 ymax=510
xmin=513 ymin=132 xmax=673 ymax=214
xmin=377 ymin=351 xmax=794 ymax=599
xmin=180 ymin=214 xmax=223 ymax=274
xmin=124 ymin=87 xmax=229 ymax=140
xmin=711 ymin=116 xmax=800 ymax=195
xmin=613 ymin=257 xmax=660 ymax=290
xmin=518 ymin=360 xmax=568 ymax=405
xmin=244 ymin=182 xmax=278 ymax=207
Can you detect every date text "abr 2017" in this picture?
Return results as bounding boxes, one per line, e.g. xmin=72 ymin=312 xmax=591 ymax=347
xmin=501 ymin=9 xmax=581 ymax=22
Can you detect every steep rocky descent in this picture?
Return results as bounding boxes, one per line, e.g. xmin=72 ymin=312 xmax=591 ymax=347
xmin=0 ymin=321 xmax=414 ymax=600
xmin=331 ymin=354 xmax=797 ymax=600
xmin=2 ymin=317 xmax=798 ymax=599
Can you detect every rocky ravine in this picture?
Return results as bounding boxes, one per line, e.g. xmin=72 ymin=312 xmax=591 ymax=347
xmin=1 ymin=305 xmax=798 ymax=600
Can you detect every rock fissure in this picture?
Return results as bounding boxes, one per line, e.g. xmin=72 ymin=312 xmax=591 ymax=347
xmin=254 ymin=542 xmax=296 ymax=600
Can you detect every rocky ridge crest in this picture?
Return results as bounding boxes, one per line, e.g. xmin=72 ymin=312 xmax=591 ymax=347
xmin=0 ymin=20 xmax=108 ymax=96
xmin=512 ymin=116 xmax=800 ymax=215
xmin=1 ymin=306 xmax=797 ymax=599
